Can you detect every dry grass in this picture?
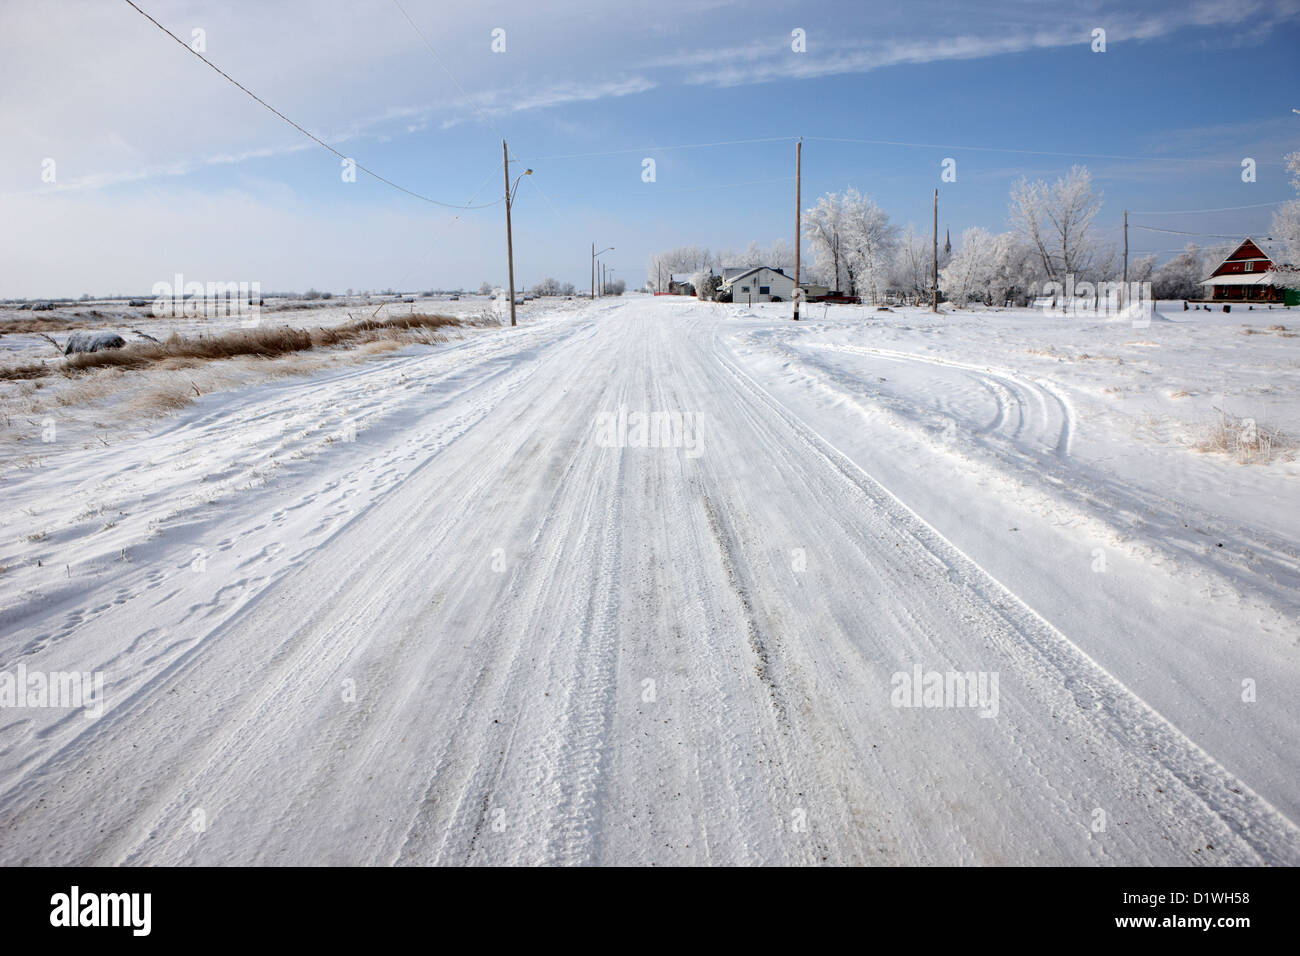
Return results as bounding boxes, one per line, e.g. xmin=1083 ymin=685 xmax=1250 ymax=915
xmin=1195 ymin=410 xmax=1297 ymax=465
xmin=129 ymin=383 xmax=198 ymax=414
xmin=0 ymin=363 xmax=52 ymax=381
xmin=0 ymin=315 xmax=465 ymax=432
xmin=0 ymin=317 xmax=97 ymax=335
xmin=2 ymin=313 xmax=461 ymax=381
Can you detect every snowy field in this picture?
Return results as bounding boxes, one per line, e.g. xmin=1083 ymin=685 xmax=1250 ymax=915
xmin=0 ymin=294 xmax=1297 ymax=865
xmin=0 ymin=294 xmax=564 ymax=458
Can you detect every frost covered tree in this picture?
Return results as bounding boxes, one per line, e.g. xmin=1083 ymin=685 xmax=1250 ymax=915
xmin=940 ymin=228 xmax=1002 ymax=305
xmin=1128 ymin=254 xmax=1156 ymax=284
xmin=803 ymin=192 xmax=850 ymax=292
xmin=648 ymin=246 xmax=718 ymax=291
xmin=1273 ymin=198 xmax=1300 ymax=266
xmin=890 ymin=225 xmax=958 ymax=305
xmin=842 ymin=188 xmax=898 ymax=304
xmin=696 ymin=273 xmax=723 ymax=300
xmin=1151 ymin=244 xmax=1206 ymax=300
xmin=940 ymin=230 xmax=1039 ymax=306
xmin=997 ymin=238 xmax=1045 ymax=305
xmin=891 ymin=225 xmax=932 ymax=305
xmin=718 ymin=239 xmax=795 ymax=272
xmin=765 ymin=238 xmax=796 ymax=273
xmin=644 ymin=252 xmax=665 ymax=290
xmin=1008 ymin=165 xmax=1104 ymax=281
xmin=1269 ymin=150 xmax=1300 ymax=284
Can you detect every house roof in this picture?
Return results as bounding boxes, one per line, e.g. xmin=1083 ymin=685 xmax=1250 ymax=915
xmin=1199 ymin=272 xmax=1282 ymax=287
xmin=1204 ymin=237 xmax=1291 ymax=279
xmin=721 ymin=266 xmax=791 ymax=286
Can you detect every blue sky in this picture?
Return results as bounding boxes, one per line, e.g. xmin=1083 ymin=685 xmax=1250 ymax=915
xmin=2 ymin=0 xmax=1297 ymax=296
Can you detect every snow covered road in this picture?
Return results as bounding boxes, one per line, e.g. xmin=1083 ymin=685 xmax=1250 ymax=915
xmin=1 ymin=297 xmax=1297 ymax=865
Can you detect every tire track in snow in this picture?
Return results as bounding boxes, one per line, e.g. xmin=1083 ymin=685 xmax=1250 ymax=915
xmin=709 ymin=332 xmax=1300 ymax=864
xmin=794 ymin=340 xmax=1300 ymax=609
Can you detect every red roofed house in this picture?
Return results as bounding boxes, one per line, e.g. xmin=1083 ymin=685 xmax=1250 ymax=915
xmin=1199 ymin=237 xmax=1298 ymax=304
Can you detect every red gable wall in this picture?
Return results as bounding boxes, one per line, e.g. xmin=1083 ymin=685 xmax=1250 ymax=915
xmin=1211 ymin=239 xmax=1274 ymax=277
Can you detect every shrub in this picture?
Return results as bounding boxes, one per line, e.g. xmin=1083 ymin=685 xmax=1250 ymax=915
xmin=1195 ymin=411 xmax=1296 ymax=465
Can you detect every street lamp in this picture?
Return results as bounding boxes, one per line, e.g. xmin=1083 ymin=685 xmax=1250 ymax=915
xmin=510 ymin=168 xmax=532 ymax=204
xmin=592 ymin=245 xmax=613 ymax=298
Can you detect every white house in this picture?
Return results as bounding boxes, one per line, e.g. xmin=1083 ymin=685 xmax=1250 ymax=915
xmin=721 ymin=266 xmax=796 ymax=303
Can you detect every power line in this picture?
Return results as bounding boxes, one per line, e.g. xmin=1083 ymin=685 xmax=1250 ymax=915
xmin=509 ymin=171 xmax=583 ymax=254
xmin=393 ymin=160 xmax=504 ymax=288
xmin=1129 ymin=224 xmax=1261 ymax=238
xmin=389 ymin=0 xmax=506 ymax=143
xmin=121 ymin=0 xmax=501 ymax=210
xmin=803 ymin=135 xmax=1274 ymax=168
xmin=386 ymin=1 xmax=539 ymax=207
xmin=1129 ymin=200 xmax=1290 ymax=215
xmin=384 ymin=1 xmax=579 ymax=280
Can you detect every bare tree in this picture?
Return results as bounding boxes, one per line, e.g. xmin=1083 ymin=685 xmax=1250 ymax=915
xmin=803 ymin=192 xmax=849 ymax=292
xmin=1270 ymin=150 xmax=1300 ymax=283
xmin=892 ymin=224 xmax=945 ymax=305
xmin=1151 ymin=244 xmax=1205 ymax=300
xmin=650 ymin=246 xmax=718 ymax=291
xmin=842 ymin=188 xmax=898 ymax=304
xmin=1009 ymin=165 xmax=1103 ymax=280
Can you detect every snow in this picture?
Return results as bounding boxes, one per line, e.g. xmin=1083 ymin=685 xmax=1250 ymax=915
xmin=0 ymin=295 xmax=1296 ymax=865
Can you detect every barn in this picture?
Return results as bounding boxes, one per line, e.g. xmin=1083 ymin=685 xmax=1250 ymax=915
xmin=1199 ymin=238 xmax=1298 ymax=304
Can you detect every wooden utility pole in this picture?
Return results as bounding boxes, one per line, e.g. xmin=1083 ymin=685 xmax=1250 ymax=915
xmin=591 ymin=242 xmax=595 ymax=299
xmin=503 ymin=140 xmax=517 ymax=327
xmin=793 ymin=139 xmax=802 ymax=321
xmin=932 ymin=188 xmax=939 ymax=313
xmin=1122 ymin=209 xmax=1129 ymax=308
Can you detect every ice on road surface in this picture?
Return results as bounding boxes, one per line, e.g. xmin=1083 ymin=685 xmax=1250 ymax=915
xmin=1 ymin=297 xmax=1297 ymax=865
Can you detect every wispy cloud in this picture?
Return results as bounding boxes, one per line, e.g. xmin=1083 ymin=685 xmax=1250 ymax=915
xmin=2 ymin=142 xmax=316 ymax=199
xmin=657 ymin=0 xmax=1298 ymax=88
xmin=439 ymin=76 xmax=658 ymax=128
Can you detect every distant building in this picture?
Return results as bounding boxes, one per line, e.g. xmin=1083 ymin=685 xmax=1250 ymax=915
xmin=1199 ymin=238 xmax=1298 ymax=304
xmin=667 ymin=272 xmax=697 ymax=295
